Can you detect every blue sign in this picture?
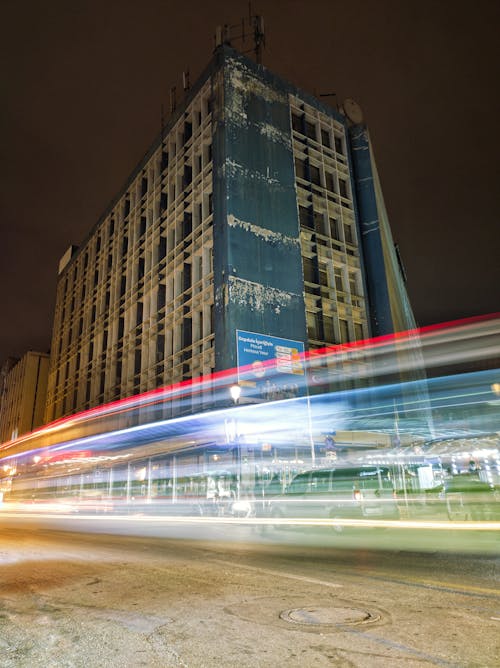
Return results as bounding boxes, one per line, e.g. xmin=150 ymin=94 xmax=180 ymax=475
xmin=236 ymin=330 xmax=305 ymax=399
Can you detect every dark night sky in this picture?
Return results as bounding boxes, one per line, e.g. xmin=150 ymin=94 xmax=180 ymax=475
xmin=1 ymin=0 xmax=498 ymax=364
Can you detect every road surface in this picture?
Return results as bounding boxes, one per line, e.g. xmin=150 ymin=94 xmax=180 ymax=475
xmin=0 ymin=518 xmax=499 ymax=667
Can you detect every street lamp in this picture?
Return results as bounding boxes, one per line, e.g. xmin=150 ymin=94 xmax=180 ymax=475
xmin=230 ymin=384 xmax=241 ymax=404
xmin=229 ymin=384 xmax=242 ymax=499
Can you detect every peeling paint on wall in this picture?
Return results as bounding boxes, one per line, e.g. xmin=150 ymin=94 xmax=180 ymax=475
xmin=227 ymin=62 xmax=287 ymax=105
xmin=362 ymin=220 xmax=380 ymax=235
xmin=227 ymin=275 xmax=298 ymax=312
xmin=254 ymin=121 xmax=291 ymax=147
xmin=227 ymin=214 xmax=299 ymax=249
xmin=225 ymin=159 xmax=282 ymax=187
xmin=213 ymin=48 xmax=308 ymax=371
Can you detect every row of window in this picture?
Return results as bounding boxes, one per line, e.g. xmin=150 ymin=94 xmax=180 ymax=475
xmin=47 ymin=85 xmax=215 ymax=420
xmin=292 ymin=112 xmax=345 ymax=156
xmin=291 ymin=100 xmax=367 ymax=348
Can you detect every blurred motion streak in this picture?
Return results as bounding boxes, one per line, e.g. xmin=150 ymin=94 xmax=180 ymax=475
xmin=1 ymin=314 xmax=499 ymax=545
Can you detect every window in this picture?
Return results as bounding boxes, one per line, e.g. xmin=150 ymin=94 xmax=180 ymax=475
xmin=339 ymin=319 xmax=349 ymax=343
xmin=183 ymin=262 xmax=192 ymax=292
xmin=299 ymin=205 xmax=313 ymax=230
xmin=292 ymin=113 xmax=303 ymax=133
xmin=334 ymin=268 xmax=344 ymax=292
xmin=141 ymin=178 xmax=148 ymax=197
xmin=318 ymin=264 xmax=328 ymax=287
xmin=157 ymin=284 xmax=166 ymax=311
xmin=334 ymin=135 xmax=343 ymax=154
xmin=349 ymin=277 xmax=357 ymax=296
xmin=183 ymin=212 xmax=192 ymax=238
xmin=136 ymin=302 xmax=143 ymax=327
xmin=294 ymin=158 xmax=307 ymax=180
xmin=329 ymin=217 xmax=339 ymax=239
xmin=303 ymin=257 xmax=316 ymax=284
xmin=325 ymin=172 xmax=335 ymax=193
xmin=323 ymin=316 xmax=335 ymax=342
xmin=306 ymin=311 xmax=322 ymax=340
xmin=134 ymin=350 xmax=141 ymax=375
xmin=183 ymin=165 xmax=192 ymax=188
xmin=339 ymin=178 xmax=349 ymax=199
xmin=344 ymin=224 xmax=354 ymax=245
xmin=305 ymin=120 xmax=316 ymax=141
xmin=354 ymin=323 xmax=364 ymax=341
xmin=138 ymin=258 xmax=145 ymax=280
xmin=160 ymin=192 xmax=168 ymax=213
xmin=182 ymin=318 xmax=192 ymax=349
xmin=158 ymin=236 xmax=167 ymax=262
xmin=194 ymin=153 xmax=202 ymax=175
xmin=139 ymin=217 xmax=146 ymax=238
xmin=321 ymin=128 xmax=331 ymax=148
xmin=310 ymin=164 xmax=321 ymax=186
xmin=156 ymin=335 xmax=165 ymax=362
xmin=313 ymin=211 xmax=324 ymax=235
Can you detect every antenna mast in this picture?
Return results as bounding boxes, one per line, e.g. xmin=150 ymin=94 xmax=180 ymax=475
xmin=214 ymin=7 xmax=266 ymax=65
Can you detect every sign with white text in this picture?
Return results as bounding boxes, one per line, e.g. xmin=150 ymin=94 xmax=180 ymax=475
xmin=236 ymin=330 xmax=305 ymax=400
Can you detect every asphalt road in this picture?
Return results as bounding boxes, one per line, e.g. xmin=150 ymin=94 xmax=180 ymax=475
xmin=0 ymin=518 xmax=499 ymax=667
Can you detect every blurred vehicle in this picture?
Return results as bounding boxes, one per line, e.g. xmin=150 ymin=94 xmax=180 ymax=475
xmin=266 ymin=465 xmax=399 ymax=528
xmin=442 ymin=474 xmax=499 ymax=521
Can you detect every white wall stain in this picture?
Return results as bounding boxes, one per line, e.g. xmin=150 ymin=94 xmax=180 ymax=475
xmin=227 ymin=214 xmax=299 ymax=249
xmin=224 ymin=59 xmax=289 ymax=134
xmin=254 ymin=121 xmax=291 ymax=147
xmin=362 ymin=220 xmax=380 ymax=235
xmin=225 ymin=159 xmax=282 ymax=187
xmin=227 ymin=61 xmax=287 ymax=106
xmin=227 ymin=276 xmax=298 ymax=312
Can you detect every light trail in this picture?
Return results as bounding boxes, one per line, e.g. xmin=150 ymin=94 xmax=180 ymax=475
xmin=2 ymin=510 xmax=500 ymax=531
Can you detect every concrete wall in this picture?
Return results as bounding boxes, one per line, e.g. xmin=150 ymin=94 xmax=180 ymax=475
xmin=213 ymin=49 xmax=307 ymax=372
xmin=0 ymin=351 xmax=49 ymax=442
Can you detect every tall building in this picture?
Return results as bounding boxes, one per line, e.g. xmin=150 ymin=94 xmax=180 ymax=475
xmin=44 ymin=45 xmax=415 ymax=423
xmin=0 ymin=351 xmax=49 ymax=442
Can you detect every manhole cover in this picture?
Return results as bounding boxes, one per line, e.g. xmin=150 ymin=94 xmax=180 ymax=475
xmin=280 ymin=606 xmax=379 ymax=626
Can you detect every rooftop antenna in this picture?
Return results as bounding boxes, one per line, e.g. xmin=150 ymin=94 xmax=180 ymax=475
xmin=319 ymin=92 xmax=338 ymax=111
xmin=182 ymin=70 xmax=190 ymax=92
xmin=215 ymin=7 xmax=265 ymax=64
xmin=249 ymin=4 xmax=265 ymax=65
xmin=215 ymin=24 xmax=231 ymax=48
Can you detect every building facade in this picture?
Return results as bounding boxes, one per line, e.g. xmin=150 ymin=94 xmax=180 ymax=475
xmin=45 ymin=46 xmax=415 ymax=423
xmin=0 ymin=351 xmax=49 ymax=442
